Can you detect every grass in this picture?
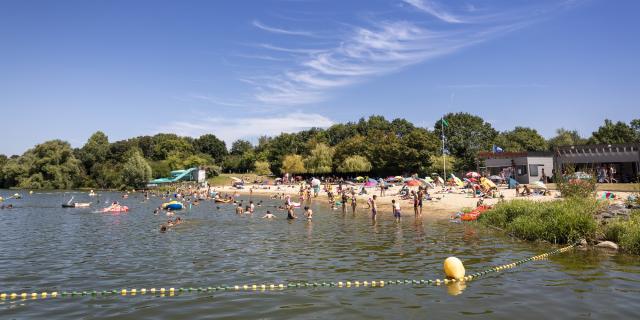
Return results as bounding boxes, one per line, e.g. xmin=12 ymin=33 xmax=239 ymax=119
xmin=546 ymin=183 xmax=639 ymax=192
xmin=602 ymin=210 xmax=640 ymax=255
xmin=479 ymin=198 xmax=603 ymax=244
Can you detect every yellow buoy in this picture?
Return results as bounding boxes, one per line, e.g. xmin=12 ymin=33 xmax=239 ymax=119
xmin=443 ymin=257 xmax=466 ymax=279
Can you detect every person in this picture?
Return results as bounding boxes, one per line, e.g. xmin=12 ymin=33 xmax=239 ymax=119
xmin=412 ymin=191 xmax=419 ymax=216
xmin=541 ymin=168 xmax=547 ymax=183
xmin=351 ymin=191 xmax=357 ymax=213
xmin=341 ymin=192 xmax=348 ymax=213
xmin=167 ymin=219 xmax=174 ymax=227
xmin=418 ymin=190 xmax=424 ymax=215
xmin=304 ymin=206 xmax=313 ymax=220
xmin=236 ymin=203 xmax=244 ymax=214
xmin=287 ymin=205 xmax=297 ymax=220
xmin=249 ymin=201 xmax=255 ymax=213
xmin=392 ymin=199 xmax=401 ymax=221
xmin=160 ymin=225 xmax=167 ymax=232
xmin=379 ymin=179 xmax=386 ymax=197
xmin=371 ymin=195 xmax=378 ymax=221
xmin=262 ymin=211 xmax=276 ymax=219
xmin=174 ymin=217 xmax=183 ymax=225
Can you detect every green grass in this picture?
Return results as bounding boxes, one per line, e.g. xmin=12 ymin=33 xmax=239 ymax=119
xmin=479 ymin=198 xmax=603 ymax=244
xmin=602 ymin=210 xmax=640 ymax=255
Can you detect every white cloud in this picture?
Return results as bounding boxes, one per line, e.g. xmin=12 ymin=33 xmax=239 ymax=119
xmin=252 ymin=20 xmax=315 ymax=36
xmin=164 ymin=113 xmax=334 ymax=143
xmin=403 ymin=0 xmax=464 ymax=23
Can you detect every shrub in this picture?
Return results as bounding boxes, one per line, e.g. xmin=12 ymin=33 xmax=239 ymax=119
xmin=602 ymin=210 xmax=640 ymax=254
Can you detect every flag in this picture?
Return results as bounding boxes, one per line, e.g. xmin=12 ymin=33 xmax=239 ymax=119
xmin=492 ymin=145 xmax=504 ymax=153
xmin=442 ymin=118 xmax=449 ymax=127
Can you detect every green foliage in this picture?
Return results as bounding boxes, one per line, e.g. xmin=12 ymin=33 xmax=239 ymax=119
xmin=555 ymin=166 xmax=597 ymax=198
xmin=79 ymin=131 xmax=110 ymax=170
xmin=194 ymin=134 xmax=227 ymax=162
xmin=150 ymin=133 xmax=194 ymax=160
xmin=337 ymin=155 xmax=372 ymax=173
xmin=254 ymin=160 xmax=272 ymax=176
xmin=304 ymin=143 xmax=334 ymax=174
xmin=548 ymin=128 xmax=586 ymax=149
xmin=425 ymin=154 xmax=459 ymax=176
xmin=494 ymin=126 xmax=548 ymax=152
xmin=166 ymin=153 xmax=214 ymax=170
xmin=281 ymin=154 xmax=306 ymax=174
xmin=10 ymin=140 xmax=85 ymax=189
xmin=121 ymin=150 xmax=152 ymax=188
xmin=588 ymin=119 xmax=636 ymax=144
xmin=230 ymin=139 xmax=253 ymax=155
xmin=479 ymin=198 xmax=601 ymax=243
xmin=603 ymin=211 xmax=640 ymax=254
xmin=433 ymin=112 xmax=498 ymax=172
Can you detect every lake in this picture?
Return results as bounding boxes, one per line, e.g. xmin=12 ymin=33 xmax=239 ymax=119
xmin=1 ymin=190 xmax=639 ymax=319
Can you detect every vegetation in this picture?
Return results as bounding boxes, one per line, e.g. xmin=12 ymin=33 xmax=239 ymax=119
xmin=1 ymin=114 xmax=639 ymax=189
xmin=602 ymin=211 xmax=640 ymax=255
xmin=555 ymin=166 xmax=598 ymax=198
xmin=479 ymin=198 xmax=602 ymax=244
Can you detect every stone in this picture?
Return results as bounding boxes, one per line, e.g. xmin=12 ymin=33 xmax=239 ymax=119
xmin=578 ymin=239 xmax=587 ymax=246
xmin=596 ymin=241 xmax=619 ymax=250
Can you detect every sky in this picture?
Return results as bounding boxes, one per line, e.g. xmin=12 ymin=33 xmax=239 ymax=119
xmin=1 ymin=0 xmax=639 ymax=155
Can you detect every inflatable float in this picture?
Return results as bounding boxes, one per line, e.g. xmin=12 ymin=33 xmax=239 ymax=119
xmin=62 ymin=202 xmax=91 ymax=208
xmin=162 ymin=201 xmax=184 ymax=210
xmin=459 ymin=205 xmax=492 ymax=221
xmin=215 ymin=198 xmax=232 ymax=204
xmin=101 ymin=205 xmax=129 ymax=213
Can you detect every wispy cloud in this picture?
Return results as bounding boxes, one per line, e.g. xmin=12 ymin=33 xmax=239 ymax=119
xmin=252 ymin=20 xmax=315 ymax=36
xmin=164 ymin=113 xmax=334 ymax=143
xmin=439 ymin=83 xmax=549 ymax=89
xmin=402 ymin=0 xmax=464 ymax=23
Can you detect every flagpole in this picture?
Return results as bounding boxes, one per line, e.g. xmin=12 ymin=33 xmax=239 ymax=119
xmin=442 ymin=115 xmax=446 ymax=189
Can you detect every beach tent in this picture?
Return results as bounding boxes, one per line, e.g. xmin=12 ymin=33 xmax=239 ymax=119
xmin=364 ymin=179 xmax=377 ymax=187
xmin=450 ymin=174 xmax=464 ymax=187
xmin=508 ymin=178 xmax=518 ymax=189
xmin=480 ymin=177 xmax=497 ymax=189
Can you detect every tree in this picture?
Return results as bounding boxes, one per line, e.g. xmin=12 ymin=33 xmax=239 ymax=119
xmin=194 ymin=134 xmax=227 ymax=162
xmin=547 ymin=128 xmax=586 ymax=149
xmin=304 ymin=143 xmax=334 ymax=174
xmin=230 ymin=139 xmax=253 ymax=155
xmin=121 ymin=150 xmax=152 ymax=188
xmin=433 ymin=113 xmax=498 ymax=172
xmin=150 ymin=133 xmax=194 ymax=160
xmin=79 ymin=131 xmax=109 ymax=170
xmin=493 ymin=127 xmax=548 ymax=152
xmin=589 ymin=119 xmax=636 ymax=144
xmin=425 ymin=154 xmax=459 ymax=177
xmin=17 ymin=140 xmax=85 ymax=189
xmin=166 ymin=153 xmax=214 ymax=170
xmin=281 ymin=154 xmax=306 ymax=174
xmin=630 ymin=119 xmax=640 ymax=142
xmin=337 ymin=155 xmax=372 ymax=173
xmin=254 ymin=160 xmax=272 ymax=175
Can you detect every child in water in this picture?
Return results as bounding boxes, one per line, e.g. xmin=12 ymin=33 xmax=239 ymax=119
xmin=392 ymin=199 xmax=401 ymax=221
xmin=262 ymin=211 xmax=276 ymax=219
xmin=304 ymin=206 xmax=313 ymax=220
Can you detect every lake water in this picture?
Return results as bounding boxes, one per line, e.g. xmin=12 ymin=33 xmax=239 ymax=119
xmin=1 ymin=190 xmax=639 ymax=319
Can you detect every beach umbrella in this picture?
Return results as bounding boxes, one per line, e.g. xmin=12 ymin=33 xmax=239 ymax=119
xmin=466 ymin=172 xmax=480 ymax=178
xmin=311 ymin=178 xmax=321 ymax=186
xmin=355 ymin=176 xmax=364 ymax=181
xmin=395 ymin=176 xmax=403 ymax=180
xmin=431 ymin=173 xmax=440 ymax=177
xmin=406 ymin=179 xmax=420 ymax=187
xmin=436 ymin=177 xmax=444 ymax=184
xmin=230 ymin=176 xmax=242 ymax=182
xmin=275 ymin=177 xmax=282 ymax=181
xmin=423 ymin=177 xmax=433 ymax=183
xmin=489 ymin=175 xmax=503 ymax=182
xmin=469 ymin=178 xmax=478 ymax=183
xmin=532 ymin=181 xmax=547 ymax=189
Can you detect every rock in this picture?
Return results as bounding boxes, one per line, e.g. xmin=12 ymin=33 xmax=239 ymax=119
xmin=596 ymin=241 xmax=619 ymax=250
xmin=578 ymin=239 xmax=588 ymax=246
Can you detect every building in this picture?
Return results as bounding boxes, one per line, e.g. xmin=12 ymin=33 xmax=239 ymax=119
xmin=554 ymin=143 xmax=640 ymax=183
xmin=477 ymin=151 xmax=554 ymax=184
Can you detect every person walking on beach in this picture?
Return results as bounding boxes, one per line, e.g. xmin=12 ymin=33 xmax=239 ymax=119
xmin=371 ymin=195 xmax=378 ymax=221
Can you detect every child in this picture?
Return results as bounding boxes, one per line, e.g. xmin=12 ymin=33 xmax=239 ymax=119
xmin=392 ymin=199 xmax=401 ymax=221
xmin=304 ymin=206 xmax=313 ymax=220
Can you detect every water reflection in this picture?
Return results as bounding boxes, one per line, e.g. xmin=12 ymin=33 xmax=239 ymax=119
xmin=447 ymin=281 xmax=467 ymax=296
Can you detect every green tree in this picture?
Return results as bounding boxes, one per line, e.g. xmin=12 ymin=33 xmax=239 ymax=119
xmin=493 ymin=127 xmax=548 ymax=152
xmin=433 ymin=113 xmax=498 ymax=172
xmin=150 ymin=133 xmax=194 ymax=160
xmin=281 ymin=154 xmax=306 ymax=174
xmin=230 ymin=139 xmax=253 ymax=155
xmin=547 ymin=128 xmax=586 ymax=149
xmin=194 ymin=134 xmax=227 ymax=162
xmin=79 ymin=131 xmax=110 ymax=170
xmin=304 ymin=143 xmax=334 ymax=174
xmin=337 ymin=155 xmax=372 ymax=173
xmin=18 ymin=140 xmax=84 ymax=189
xmin=122 ymin=150 xmax=152 ymax=188
xmin=589 ymin=119 xmax=636 ymax=144
xmin=630 ymin=119 xmax=640 ymax=142
xmin=425 ymin=154 xmax=459 ymax=177
xmin=254 ymin=160 xmax=272 ymax=175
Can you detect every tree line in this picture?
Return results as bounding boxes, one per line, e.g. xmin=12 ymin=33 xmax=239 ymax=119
xmin=1 ymin=113 xmax=638 ymax=189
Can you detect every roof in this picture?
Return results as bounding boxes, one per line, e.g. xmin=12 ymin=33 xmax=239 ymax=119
xmin=478 ymin=151 xmax=553 ymax=159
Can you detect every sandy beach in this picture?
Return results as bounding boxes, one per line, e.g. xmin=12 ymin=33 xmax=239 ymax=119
xmin=211 ymin=183 xmax=570 ymax=219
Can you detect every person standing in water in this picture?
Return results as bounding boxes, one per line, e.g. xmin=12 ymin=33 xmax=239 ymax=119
xmin=351 ymin=190 xmax=357 ymax=213
xmin=371 ymin=195 xmax=378 ymax=221
xmin=341 ymin=191 xmax=348 ymax=213
xmin=287 ymin=205 xmax=297 ymax=220
xmin=304 ymin=206 xmax=313 ymax=221
xmin=392 ymin=199 xmax=401 ymax=222
xmin=412 ymin=191 xmax=419 ymax=216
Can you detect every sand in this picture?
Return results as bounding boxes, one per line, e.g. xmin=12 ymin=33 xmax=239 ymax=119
xmin=210 ymin=183 xmax=570 ymax=220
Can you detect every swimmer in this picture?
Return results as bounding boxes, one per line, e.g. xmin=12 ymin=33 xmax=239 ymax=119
xmin=160 ymin=225 xmax=167 ymax=232
xmin=174 ymin=217 xmax=183 ymax=225
xmin=262 ymin=211 xmax=276 ymax=219
xmin=304 ymin=206 xmax=313 ymax=220
xmin=287 ymin=205 xmax=297 ymax=220
xmin=236 ymin=204 xmax=244 ymax=214
xmin=249 ymin=201 xmax=255 ymax=213
xmin=167 ymin=219 xmax=174 ymax=227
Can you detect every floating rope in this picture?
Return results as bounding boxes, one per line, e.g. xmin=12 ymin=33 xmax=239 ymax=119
xmin=0 ymin=244 xmax=575 ymax=301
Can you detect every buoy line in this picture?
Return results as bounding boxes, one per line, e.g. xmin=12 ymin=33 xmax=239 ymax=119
xmin=0 ymin=244 xmax=575 ymax=301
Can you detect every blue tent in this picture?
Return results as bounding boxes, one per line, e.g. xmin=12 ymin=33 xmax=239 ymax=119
xmin=508 ymin=178 xmax=518 ymax=189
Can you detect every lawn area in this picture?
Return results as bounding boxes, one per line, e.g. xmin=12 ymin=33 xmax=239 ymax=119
xmin=546 ymin=183 xmax=639 ymax=192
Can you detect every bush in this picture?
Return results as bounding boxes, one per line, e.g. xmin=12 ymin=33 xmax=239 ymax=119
xmin=602 ymin=210 xmax=640 ymax=254
xmin=479 ymin=198 xmax=602 ymax=244
xmin=555 ymin=166 xmax=597 ymax=198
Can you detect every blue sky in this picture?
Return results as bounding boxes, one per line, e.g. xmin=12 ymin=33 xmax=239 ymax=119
xmin=1 ymin=0 xmax=639 ymax=155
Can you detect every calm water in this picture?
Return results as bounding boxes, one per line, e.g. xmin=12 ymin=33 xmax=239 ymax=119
xmin=1 ymin=190 xmax=639 ymax=319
